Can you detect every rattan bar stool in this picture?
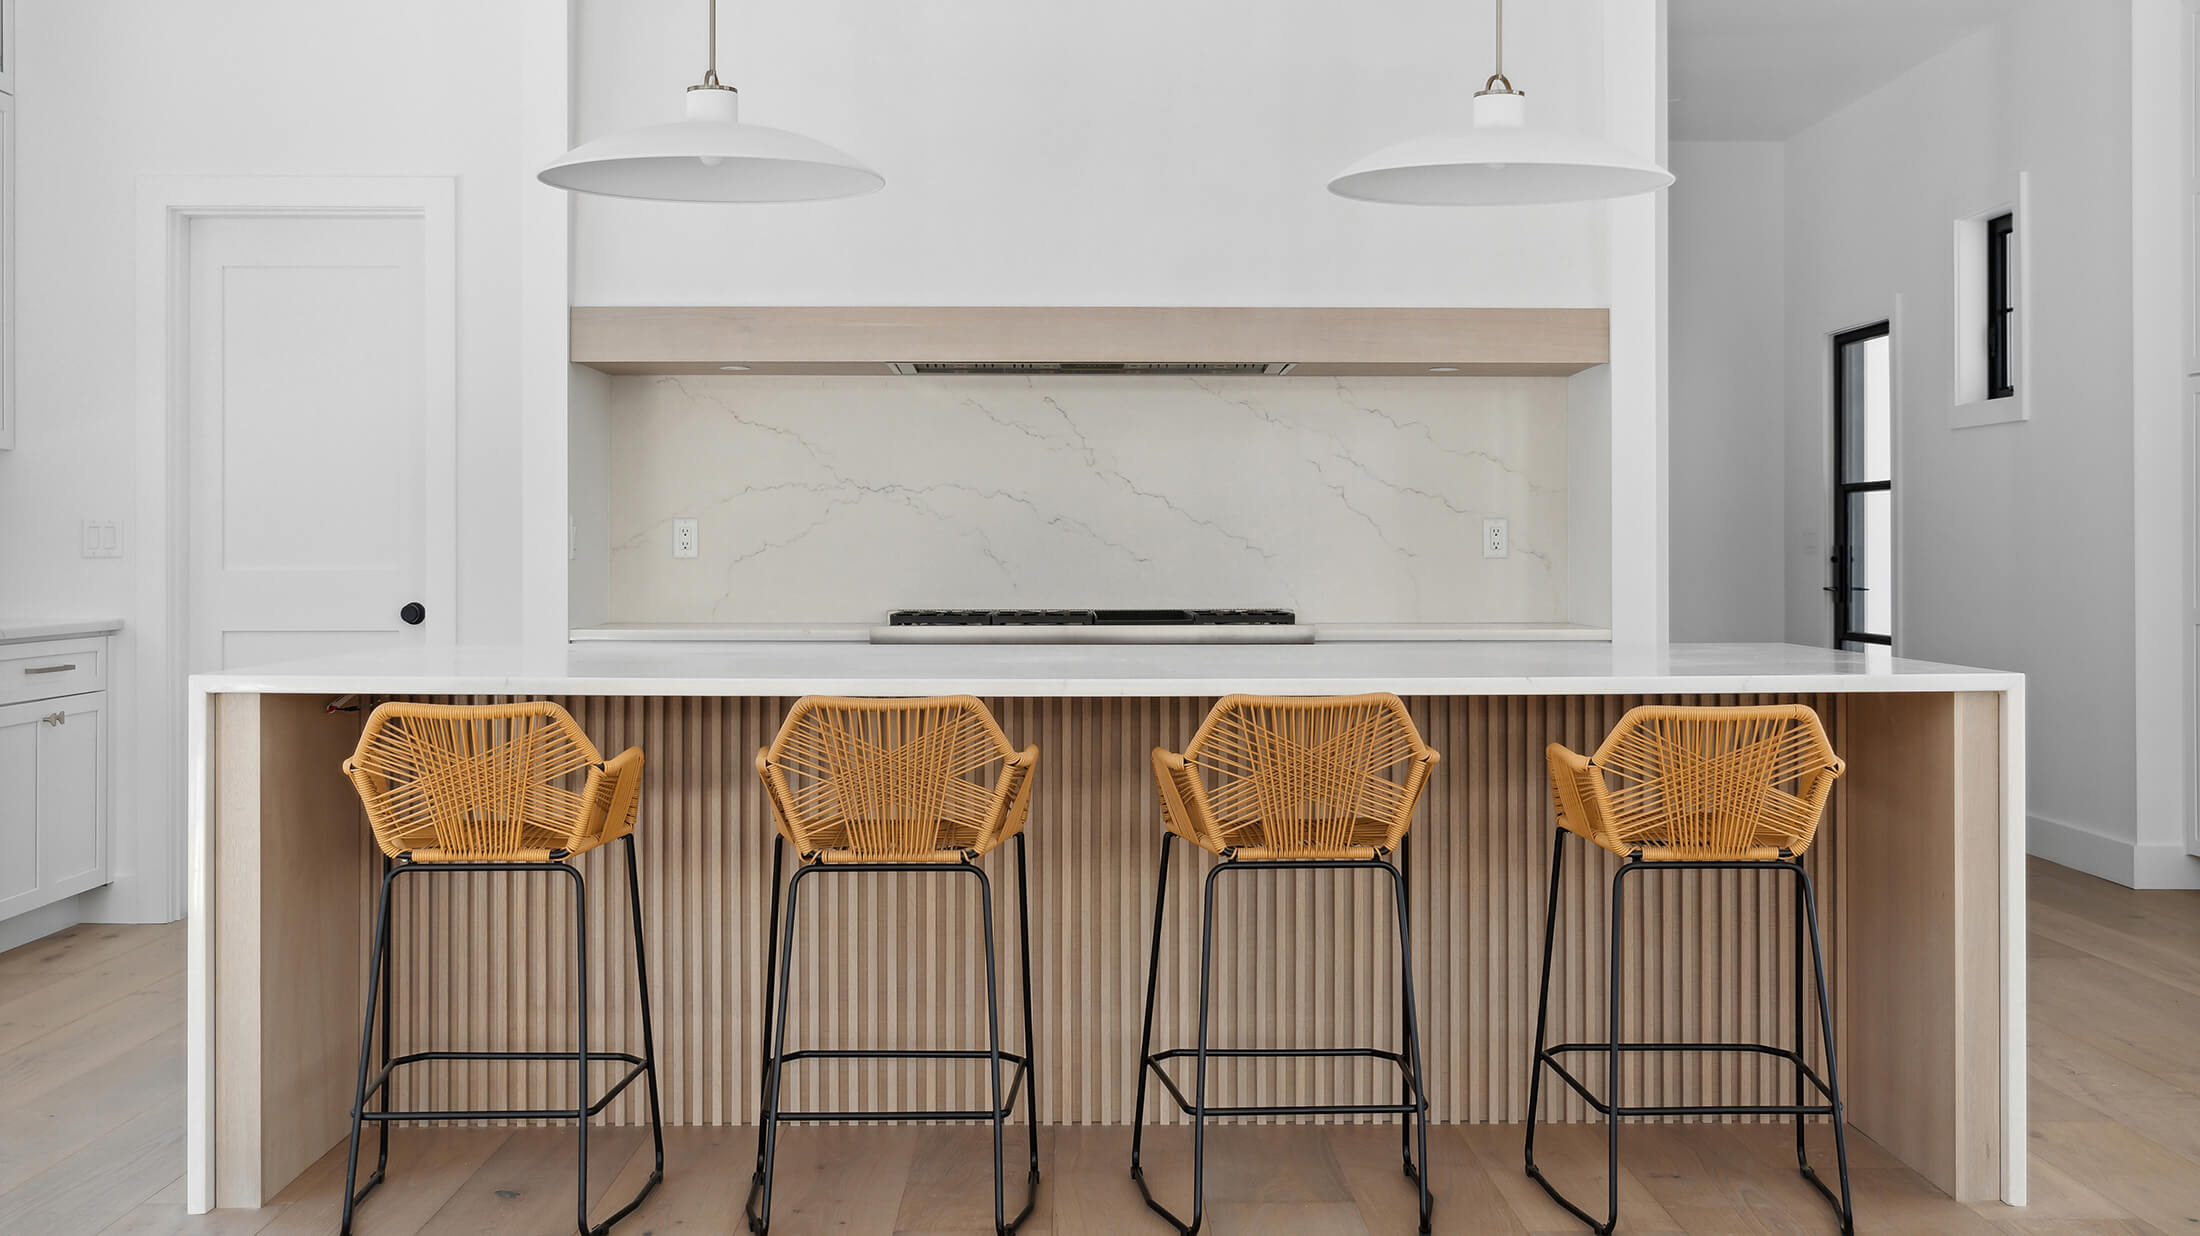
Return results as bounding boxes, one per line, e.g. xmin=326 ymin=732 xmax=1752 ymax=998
xmin=337 ymin=701 xmax=665 ymax=1236
xmin=744 ymin=695 xmax=1041 ymax=1236
xmin=1129 ymin=693 xmax=1441 ymax=1234
xmin=1527 ymin=704 xmax=1854 ymax=1234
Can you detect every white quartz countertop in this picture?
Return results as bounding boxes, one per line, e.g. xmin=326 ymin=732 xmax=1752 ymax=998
xmin=0 ymin=618 xmax=124 ymax=645
xmin=570 ymin=622 xmax=1615 ymax=644
xmin=190 ymin=640 xmax=2023 ymax=698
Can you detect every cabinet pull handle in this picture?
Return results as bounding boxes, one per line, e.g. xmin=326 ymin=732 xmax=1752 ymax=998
xmin=42 ymin=712 xmax=65 ymax=727
xmin=24 ymin=664 xmax=76 ymax=675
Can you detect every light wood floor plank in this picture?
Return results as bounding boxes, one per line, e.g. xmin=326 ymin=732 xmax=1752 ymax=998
xmin=0 ymin=931 xmax=183 ymax=1057
xmin=0 ymin=1088 xmax=186 ymax=1234
xmin=0 ymin=1024 xmax=184 ymax=1196
xmin=411 ymin=1127 xmax=644 ymax=1235
xmin=0 ymin=972 xmax=186 ymax=1105
xmin=254 ymin=1127 xmax=510 ymax=1236
xmin=0 ymin=923 xmax=179 ymax=994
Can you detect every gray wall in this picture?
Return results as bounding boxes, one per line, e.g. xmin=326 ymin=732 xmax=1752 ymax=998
xmin=1668 ymin=142 xmax=1788 ymax=642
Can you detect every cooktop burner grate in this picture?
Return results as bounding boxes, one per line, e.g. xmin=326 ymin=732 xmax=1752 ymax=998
xmin=888 ymin=608 xmax=1296 ymax=627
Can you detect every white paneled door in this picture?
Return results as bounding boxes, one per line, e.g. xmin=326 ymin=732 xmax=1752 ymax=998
xmin=186 ymin=214 xmax=429 ymax=673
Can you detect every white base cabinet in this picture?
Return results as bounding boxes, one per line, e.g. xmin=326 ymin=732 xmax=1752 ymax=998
xmin=0 ymin=635 xmax=111 ymax=922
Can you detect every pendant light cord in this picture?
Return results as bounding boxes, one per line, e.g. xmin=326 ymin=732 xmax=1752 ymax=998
xmin=701 ymin=0 xmax=723 ymax=88
xmin=1480 ymin=0 xmax=1517 ymax=95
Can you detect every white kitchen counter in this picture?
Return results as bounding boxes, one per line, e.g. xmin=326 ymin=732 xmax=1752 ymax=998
xmin=0 ymin=617 xmax=123 ymax=645
xmin=191 ymin=639 xmax=2019 ymax=699
xmin=570 ymin=621 xmax=1617 ymax=645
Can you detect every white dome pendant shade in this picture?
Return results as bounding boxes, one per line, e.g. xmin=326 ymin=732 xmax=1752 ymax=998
xmin=538 ymin=0 xmax=881 ymax=204
xmin=1327 ymin=0 xmax=1672 ymax=207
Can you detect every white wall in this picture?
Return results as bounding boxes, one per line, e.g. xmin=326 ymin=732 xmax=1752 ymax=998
xmin=2130 ymin=0 xmax=2195 ymax=878
xmin=0 ymin=1 xmax=550 ymax=920
xmin=570 ymin=0 xmax=1614 ymax=308
xmin=1667 ymin=141 xmax=1785 ymax=641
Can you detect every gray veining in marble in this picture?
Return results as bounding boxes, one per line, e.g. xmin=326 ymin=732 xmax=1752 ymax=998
xmin=606 ymin=374 xmax=1570 ymax=624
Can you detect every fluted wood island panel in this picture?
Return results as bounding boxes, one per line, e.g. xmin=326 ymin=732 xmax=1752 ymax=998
xmin=197 ymin=659 xmax=2017 ymax=1215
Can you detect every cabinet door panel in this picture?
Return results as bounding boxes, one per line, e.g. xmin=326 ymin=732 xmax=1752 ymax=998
xmin=0 ymin=705 xmax=40 ymax=910
xmin=35 ymin=694 xmax=102 ymax=893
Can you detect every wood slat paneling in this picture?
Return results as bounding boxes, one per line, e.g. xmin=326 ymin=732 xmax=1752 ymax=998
xmin=366 ymin=694 xmax=1842 ymax=1128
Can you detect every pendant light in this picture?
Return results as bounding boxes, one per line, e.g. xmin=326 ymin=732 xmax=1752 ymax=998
xmin=1327 ymin=0 xmax=1672 ymax=206
xmin=538 ymin=0 xmax=882 ymax=203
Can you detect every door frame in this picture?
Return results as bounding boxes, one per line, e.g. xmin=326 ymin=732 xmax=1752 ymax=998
xmin=129 ymin=176 xmax=456 ymax=925
xmin=1830 ymin=320 xmax=1895 ymax=648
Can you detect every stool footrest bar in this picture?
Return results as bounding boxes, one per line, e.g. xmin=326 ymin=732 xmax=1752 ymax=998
xmin=1141 ymin=1047 xmax=1424 ymax=1119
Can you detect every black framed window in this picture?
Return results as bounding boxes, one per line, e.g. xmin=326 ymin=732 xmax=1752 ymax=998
xmin=1831 ymin=322 xmax=1893 ymax=649
xmin=1986 ymin=212 xmax=2014 ymax=399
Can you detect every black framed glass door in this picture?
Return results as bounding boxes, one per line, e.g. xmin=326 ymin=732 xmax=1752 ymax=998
xmin=1831 ymin=323 xmax=1893 ymax=648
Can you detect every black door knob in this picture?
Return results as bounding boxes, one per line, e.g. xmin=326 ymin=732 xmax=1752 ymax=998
xmin=400 ymin=602 xmax=426 ymax=626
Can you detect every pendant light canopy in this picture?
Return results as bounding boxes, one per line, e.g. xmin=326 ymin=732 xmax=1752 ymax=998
xmin=538 ymin=0 xmax=882 ymax=204
xmin=1327 ymin=0 xmax=1672 ymax=206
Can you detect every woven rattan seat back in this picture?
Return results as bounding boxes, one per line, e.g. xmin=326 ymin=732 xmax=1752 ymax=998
xmin=1152 ymin=693 xmax=1439 ymax=859
xmin=343 ymin=700 xmax=643 ymax=863
xmin=1546 ymin=703 xmax=1844 ymax=862
xmin=756 ymin=695 xmax=1038 ymax=863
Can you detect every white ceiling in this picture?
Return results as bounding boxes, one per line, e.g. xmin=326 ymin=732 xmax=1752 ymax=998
xmin=1669 ymin=0 xmax=2009 ymax=141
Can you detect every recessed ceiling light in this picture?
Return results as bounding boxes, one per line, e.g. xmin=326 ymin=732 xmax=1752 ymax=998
xmin=719 ymin=365 xmax=751 ymax=372
xmin=1429 ymin=366 xmax=1461 ymax=373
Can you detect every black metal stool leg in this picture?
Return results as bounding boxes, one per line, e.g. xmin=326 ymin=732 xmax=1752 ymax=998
xmin=567 ymin=864 xmax=592 ymax=1236
xmin=1792 ymin=860 xmax=1810 ymax=1174
xmin=1014 ymin=834 xmax=1041 ymax=1193
xmin=749 ymin=838 xmax=785 ymax=1190
xmin=1524 ymin=829 xmax=1564 ymax=1179
xmin=1389 ymin=856 xmax=1433 ymax=1232
xmin=580 ymin=836 xmax=666 ymax=1233
xmin=377 ymin=859 xmax=393 ymax=1169
xmin=1398 ymin=835 xmax=1415 ymax=1179
xmin=1187 ymin=860 xmax=1225 ymax=1235
xmin=974 ymin=864 xmax=1010 ymax=1234
xmin=1128 ymin=833 xmax=1174 ymax=1186
xmin=1798 ymin=864 xmax=1856 ymax=1233
xmin=748 ymin=862 xmax=809 ymax=1234
xmin=1599 ymin=863 xmax=1628 ymax=1236
xmin=340 ymin=860 xmax=400 ymax=1235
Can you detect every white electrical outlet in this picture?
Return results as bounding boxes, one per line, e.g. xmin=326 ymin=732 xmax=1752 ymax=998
xmin=672 ymin=518 xmax=699 ymax=559
xmin=1482 ymin=518 xmax=1508 ymax=559
xmin=81 ymin=520 xmax=124 ymax=559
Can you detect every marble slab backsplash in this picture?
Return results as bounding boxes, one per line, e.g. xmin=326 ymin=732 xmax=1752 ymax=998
xmin=606 ymin=375 xmax=1569 ymax=624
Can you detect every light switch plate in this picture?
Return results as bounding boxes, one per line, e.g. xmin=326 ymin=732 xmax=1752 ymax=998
xmin=672 ymin=518 xmax=699 ymax=559
xmin=81 ymin=520 xmax=123 ymax=559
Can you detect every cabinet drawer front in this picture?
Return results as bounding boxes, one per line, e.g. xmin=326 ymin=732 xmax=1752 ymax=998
xmin=0 ymin=640 xmax=107 ymax=706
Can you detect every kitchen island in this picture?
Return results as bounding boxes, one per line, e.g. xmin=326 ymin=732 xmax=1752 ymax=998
xmin=185 ymin=641 xmax=2025 ymax=1214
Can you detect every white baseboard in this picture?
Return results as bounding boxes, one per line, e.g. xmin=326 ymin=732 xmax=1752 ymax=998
xmin=2029 ymin=814 xmax=2200 ymax=888
xmin=0 ymin=894 xmax=91 ymax=954
xmin=2133 ymin=840 xmax=2200 ymax=889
